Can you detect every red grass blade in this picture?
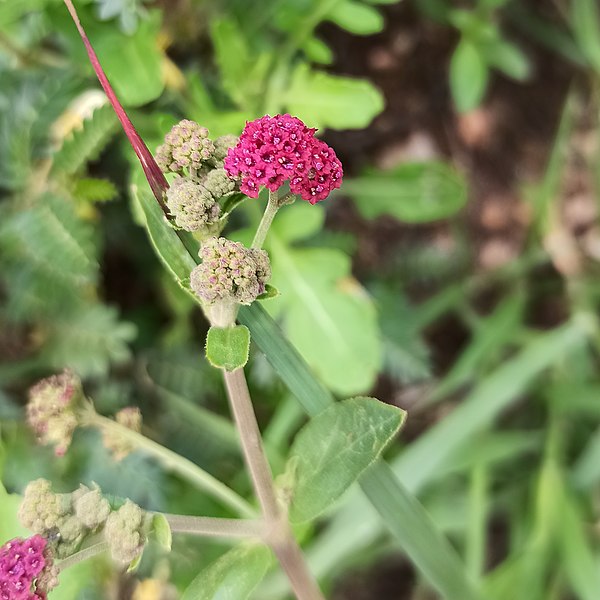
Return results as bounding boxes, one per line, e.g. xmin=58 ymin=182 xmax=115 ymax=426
xmin=63 ymin=0 xmax=169 ymax=212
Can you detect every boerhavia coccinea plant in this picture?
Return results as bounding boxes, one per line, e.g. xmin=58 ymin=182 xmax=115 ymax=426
xmin=2 ymin=2 xmax=408 ymax=599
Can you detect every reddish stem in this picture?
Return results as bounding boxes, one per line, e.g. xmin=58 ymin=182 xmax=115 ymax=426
xmin=62 ymin=0 xmax=170 ymax=212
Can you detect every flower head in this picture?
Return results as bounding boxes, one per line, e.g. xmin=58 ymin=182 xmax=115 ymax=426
xmin=104 ymin=500 xmax=148 ymax=565
xmin=156 ymin=120 xmax=215 ymax=175
xmin=0 ymin=535 xmax=57 ymax=600
xmin=190 ymin=237 xmax=271 ymax=306
xmin=101 ymin=406 xmax=143 ymax=462
xmin=223 ymin=114 xmax=342 ymax=203
xmin=165 ymin=178 xmax=221 ymax=232
xmin=26 ymin=371 xmax=83 ymax=457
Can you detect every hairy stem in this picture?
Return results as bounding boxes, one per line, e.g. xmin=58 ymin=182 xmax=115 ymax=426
xmin=164 ymin=514 xmax=264 ymax=538
xmin=81 ymin=410 xmax=256 ymax=519
xmin=58 ymin=542 xmax=109 ymax=572
xmin=223 ymin=368 xmax=325 ymax=600
xmin=252 ymin=190 xmax=280 ymax=249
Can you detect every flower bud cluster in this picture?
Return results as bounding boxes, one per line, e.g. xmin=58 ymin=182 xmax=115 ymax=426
xmin=156 ymin=120 xmax=215 ymax=175
xmin=224 ymin=114 xmax=343 ymax=203
xmin=26 ymin=370 xmax=82 ymax=457
xmin=101 ymin=406 xmax=143 ymax=462
xmin=165 ymin=177 xmax=222 ymax=233
xmin=0 ymin=535 xmax=57 ymax=600
xmin=190 ymin=237 xmax=271 ymax=306
xmin=19 ymin=480 xmax=89 ymax=558
xmin=104 ymin=501 xmax=149 ymax=565
xmin=18 ymin=480 xmax=150 ymax=568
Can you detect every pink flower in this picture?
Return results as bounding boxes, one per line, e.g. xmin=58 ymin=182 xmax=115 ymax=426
xmin=224 ymin=114 xmax=343 ymax=203
xmin=0 ymin=536 xmax=52 ymax=600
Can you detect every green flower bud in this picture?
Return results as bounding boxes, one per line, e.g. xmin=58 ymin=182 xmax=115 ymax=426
xmin=202 ymin=168 xmax=236 ymax=199
xmin=165 ymin=177 xmax=221 ymax=232
xmin=73 ymin=485 xmax=111 ymax=530
xmin=190 ymin=237 xmax=271 ymax=306
xmin=211 ymin=134 xmax=239 ymax=166
xmin=104 ymin=500 xmax=148 ymax=565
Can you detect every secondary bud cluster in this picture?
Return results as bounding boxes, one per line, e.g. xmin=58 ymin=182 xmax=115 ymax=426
xmin=104 ymin=501 xmax=149 ymax=565
xmin=18 ymin=480 xmax=149 ymax=567
xmin=0 ymin=535 xmax=57 ymax=600
xmin=190 ymin=237 xmax=271 ymax=306
xmin=165 ymin=176 xmax=222 ymax=233
xmin=26 ymin=370 xmax=82 ymax=457
xmin=101 ymin=407 xmax=142 ymax=462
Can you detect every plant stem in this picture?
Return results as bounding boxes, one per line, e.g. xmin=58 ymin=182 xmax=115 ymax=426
xmin=81 ymin=410 xmax=256 ymax=519
xmin=252 ymin=190 xmax=280 ymax=249
xmin=58 ymin=542 xmax=108 ymax=572
xmin=222 ymin=368 xmax=325 ymax=600
xmin=163 ymin=514 xmax=264 ymax=539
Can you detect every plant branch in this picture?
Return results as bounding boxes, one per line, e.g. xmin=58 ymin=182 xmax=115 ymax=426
xmin=163 ymin=514 xmax=264 ymax=539
xmin=222 ymin=368 xmax=325 ymax=600
xmin=252 ymin=190 xmax=281 ymax=249
xmin=58 ymin=542 xmax=108 ymax=572
xmin=81 ymin=410 xmax=256 ymax=519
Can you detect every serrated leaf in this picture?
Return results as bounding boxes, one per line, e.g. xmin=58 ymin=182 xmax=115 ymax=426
xmin=326 ymin=0 xmax=384 ymax=35
xmin=285 ymin=63 xmax=384 ymax=130
xmin=151 ymin=513 xmax=172 ymax=551
xmin=42 ymin=304 xmax=136 ymax=377
xmin=52 ymin=104 xmax=118 ymax=176
xmin=206 ymin=325 xmax=250 ymax=371
xmin=181 ymin=544 xmax=273 ymax=600
xmin=286 ymin=397 xmax=405 ymax=523
xmin=450 ymin=38 xmax=489 ymax=112
xmin=344 ymin=162 xmax=467 ymax=223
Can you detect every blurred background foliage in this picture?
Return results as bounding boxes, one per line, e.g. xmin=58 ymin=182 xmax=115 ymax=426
xmin=1 ymin=0 xmax=600 ymax=598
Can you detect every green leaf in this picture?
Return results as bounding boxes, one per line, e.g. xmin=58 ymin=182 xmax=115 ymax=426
xmin=285 ymin=63 xmax=384 ymax=130
xmin=571 ymin=0 xmax=600 ymax=72
xmin=450 ymin=38 xmax=489 ymax=112
xmin=483 ymin=39 xmax=531 ymax=81
xmin=271 ymin=201 xmax=325 ymax=243
xmin=73 ymin=177 xmax=118 ymax=203
xmin=151 ymin=513 xmax=172 ymax=551
xmin=257 ymin=284 xmax=280 ymax=300
xmin=127 ymin=552 xmax=143 ymax=573
xmin=51 ymin=104 xmax=118 ymax=176
xmin=326 ymin=0 xmax=384 ymax=35
xmin=210 ymin=18 xmax=269 ymax=108
xmin=182 ymin=544 xmax=273 ymax=600
xmin=93 ymin=10 xmax=165 ymax=106
xmin=302 ymin=37 xmax=334 ymax=64
xmin=286 ymin=397 xmax=405 ymax=523
xmin=205 ymin=325 xmax=251 ymax=371
xmin=42 ymin=304 xmax=136 ymax=377
xmin=344 ymin=162 xmax=468 ymax=223
xmin=268 ymin=233 xmax=382 ymax=395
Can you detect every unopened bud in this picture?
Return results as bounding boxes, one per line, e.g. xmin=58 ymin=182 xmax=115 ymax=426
xmin=73 ymin=486 xmax=110 ymax=530
xmin=165 ymin=177 xmax=221 ymax=232
xmin=26 ymin=370 xmax=83 ymax=456
xmin=104 ymin=500 xmax=148 ymax=565
xmin=156 ymin=120 xmax=215 ymax=175
xmin=190 ymin=237 xmax=271 ymax=306
xmin=102 ymin=406 xmax=142 ymax=462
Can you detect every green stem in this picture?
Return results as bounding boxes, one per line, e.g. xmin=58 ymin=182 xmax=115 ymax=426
xmin=466 ymin=462 xmax=487 ymax=581
xmin=58 ymin=542 xmax=108 ymax=572
xmin=163 ymin=514 xmax=264 ymax=538
xmin=222 ymin=368 xmax=325 ymax=600
xmin=81 ymin=410 xmax=256 ymax=519
xmin=252 ymin=190 xmax=280 ymax=249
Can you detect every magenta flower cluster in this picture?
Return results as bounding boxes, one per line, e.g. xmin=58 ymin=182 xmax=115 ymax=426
xmin=0 ymin=536 xmax=48 ymax=600
xmin=224 ymin=114 xmax=343 ymax=204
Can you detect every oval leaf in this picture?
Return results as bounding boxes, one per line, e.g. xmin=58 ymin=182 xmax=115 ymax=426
xmin=285 ymin=396 xmax=406 ymax=523
xmin=151 ymin=513 xmax=172 ymax=552
xmin=182 ymin=544 xmax=272 ymax=600
xmin=206 ymin=325 xmax=251 ymax=371
xmin=343 ymin=162 xmax=468 ymax=223
xmin=450 ymin=38 xmax=489 ymax=112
